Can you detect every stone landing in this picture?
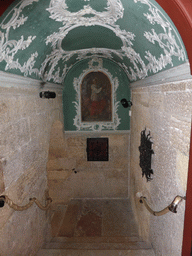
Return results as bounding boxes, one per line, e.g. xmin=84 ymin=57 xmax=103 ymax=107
xmin=36 ymin=199 xmax=155 ymax=256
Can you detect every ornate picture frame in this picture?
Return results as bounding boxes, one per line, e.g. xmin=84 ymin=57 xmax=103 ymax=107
xmin=73 ymin=58 xmax=120 ymax=131
xmin=81 ymin=71 xmax=112 ymax=122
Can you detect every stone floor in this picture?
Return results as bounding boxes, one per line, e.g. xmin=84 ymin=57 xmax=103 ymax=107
xmin=51 ymin=199 xmax=138 ymax=238
xmin=36 ymin=199 xmax=155 ymax=255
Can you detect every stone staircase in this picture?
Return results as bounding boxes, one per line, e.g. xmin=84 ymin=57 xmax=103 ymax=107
xmin=36 ymin=199 xmax=155 ymax=256
xmin=37 ymin=236 xmax=155 ymax=255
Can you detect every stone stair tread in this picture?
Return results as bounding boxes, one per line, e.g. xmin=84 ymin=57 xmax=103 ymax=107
xmin=37 ymin=248 xmax=156 ymax=256
xmin=44 ymin=237 xmax=152 ymax=250
xmin=51 ymin=236 xmax=141 ymax=243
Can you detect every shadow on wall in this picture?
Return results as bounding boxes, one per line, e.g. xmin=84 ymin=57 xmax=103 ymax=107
xmin=47 ymin=120 xmax=75 ymax=205
xmin=46 ymin=120 xmax=130 ymax=205
xmin=0 ymin=161 xmax=5 ymax=194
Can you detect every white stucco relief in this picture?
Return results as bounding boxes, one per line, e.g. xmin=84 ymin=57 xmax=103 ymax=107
xmin=0 ymin=0 xmax=187 ymax=83
xmin=42 ymin=0 xmax=188 ymax=83
xmin=73 ymin=58 xmax=120 ymax=131
xmin=134 ymin=0 xmax=186 ymax=72
xmin=0 ymin=0 xmax=39 ymax=77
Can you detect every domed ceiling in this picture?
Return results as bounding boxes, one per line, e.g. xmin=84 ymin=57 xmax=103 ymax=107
xmin=0 ymin=0 xmax=188 ymax=84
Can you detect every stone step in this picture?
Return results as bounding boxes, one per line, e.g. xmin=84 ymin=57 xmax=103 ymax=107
xmin=36 ymin=248 xmax=155 ymax=256
xmin=42 ymin=236 xmax=153 ymax=250
xmin=51 ymin=236 xmax=140 ymax=243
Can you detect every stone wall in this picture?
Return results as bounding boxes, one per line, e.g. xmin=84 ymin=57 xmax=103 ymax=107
xmin=0 ymin=72 xmax=63 ymax=255
xmin=47 ymin=131 xmax=130 ymax=205
xmin=130 ymin=79 xmax=192 ymax=255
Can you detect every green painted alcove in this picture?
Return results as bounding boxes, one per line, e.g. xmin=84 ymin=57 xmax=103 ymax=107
xmin=63 ymin=58 xmax=131 ymax=131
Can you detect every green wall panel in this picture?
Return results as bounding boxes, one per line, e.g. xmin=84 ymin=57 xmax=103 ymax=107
xmin=63 ymin=58 xmax=131 ymax=131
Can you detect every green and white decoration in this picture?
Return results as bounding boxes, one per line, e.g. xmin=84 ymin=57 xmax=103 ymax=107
xmin=73 ymin=58 xmax=120 ymax=131
xmin=0 ymin=0 xmax=187 ymax=84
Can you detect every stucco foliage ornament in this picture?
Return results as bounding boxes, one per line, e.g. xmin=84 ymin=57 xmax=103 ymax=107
xmin=47 ymin=0 xmax=124 ymax=25
xmin=73 ymin=58 xmax=120 ymax=131
xmin=134 ymin=0 xmax=186 ymax=73
xmin=0 ymin=0 xmax=187 ymax=84
xmin=43 ymin=0 xmax=136 ymax=83
xmin=44 ymin=0 xmax=186 ymax=83
xmin=0 ymin=0 xmax=39 ymax=77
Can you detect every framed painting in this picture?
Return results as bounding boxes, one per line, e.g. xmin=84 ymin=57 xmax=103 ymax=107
xmin=73 ymin=57 xmax=120 ymax=131
xmin=81 ymin=71 xmax=112 ymax=122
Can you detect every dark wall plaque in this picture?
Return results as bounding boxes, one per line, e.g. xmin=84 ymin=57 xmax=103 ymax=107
xmin=139 ymin=129 xmax=154 ymax=181
xmin=87 ymin=138 xmax=108 ymax=161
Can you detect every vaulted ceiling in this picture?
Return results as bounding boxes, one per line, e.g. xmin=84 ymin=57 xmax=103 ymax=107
xmin=0 ymin=0 xmax=189 ymax=84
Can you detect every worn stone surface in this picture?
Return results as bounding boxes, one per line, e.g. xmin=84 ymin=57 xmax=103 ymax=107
xmin=0 ymin=162 xmax=5 ymax=194
xmin=0 ymin=83 xmax=63 ymax=255
xmin=52 ymin=199 xmax=138 ymax=238
xmin=47 ymin=132 xmax=129 ymax=204
xmin=37 ymin=249 xmax=156 ymax=256
xmin=130 ymin=79 xmax=192 ymax=256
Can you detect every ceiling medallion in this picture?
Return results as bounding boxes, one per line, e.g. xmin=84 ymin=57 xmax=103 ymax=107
xmin=47 ymin=0 xmax=124 ymax=25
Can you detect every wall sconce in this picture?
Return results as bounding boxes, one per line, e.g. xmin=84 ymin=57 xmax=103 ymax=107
xmin=121 ymin=98 xmax=132 ymax=108
xmin=39 ymin=91 xmax=56 ymax=99
xmin=0 ymin=196 xmax=5 ymax=208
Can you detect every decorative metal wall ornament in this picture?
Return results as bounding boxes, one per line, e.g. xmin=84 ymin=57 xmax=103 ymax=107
xmin=139 ymin=129 xmax=154 ymax=181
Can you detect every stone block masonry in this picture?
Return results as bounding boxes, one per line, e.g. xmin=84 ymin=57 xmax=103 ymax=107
xmin=0 ymin=72 xmax=63 ymax=256
xmin=47 ymin=131 xmax=130 ymax=205
xmin=130 ymin=79 xmax=192 ymax=256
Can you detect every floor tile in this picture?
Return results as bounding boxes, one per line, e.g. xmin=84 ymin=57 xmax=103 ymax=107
xmin=53 ymin=199 xmax=138 ymax=239
xmin=39 ymin=199 xmax=155 ymax=256
xmin=74 ymin=199 xmax=103 ymax=237
xmin=75 ymin=211 xmax=102 ymax=237
xmin=102 ymin=200 xmax=138 ymax=237
xmin=58 ymin=202 xmax=80 ymax=237
xmin=51 ymin=210 xmax=66 ymax=237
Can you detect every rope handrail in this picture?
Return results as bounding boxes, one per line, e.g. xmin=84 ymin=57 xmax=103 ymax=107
xmin=0 ymin=190 xmax=52 ymax=211
xmin=139 ymin=195 xmax=186 ymax=216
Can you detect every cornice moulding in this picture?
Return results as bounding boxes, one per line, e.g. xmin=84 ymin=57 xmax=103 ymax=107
xmin=65 ymin=130 xmax=130 ymax=136
xmin=130 ymin=61 xmax=192 ymax=88
xmin=0 ymin=71 xmax=63 ymax=91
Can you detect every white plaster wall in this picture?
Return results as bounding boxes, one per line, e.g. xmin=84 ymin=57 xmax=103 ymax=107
xmin=130 ymin=79 xmax=192 ymax=255
xmin=0 ymin=72 xmax=63 ymax=255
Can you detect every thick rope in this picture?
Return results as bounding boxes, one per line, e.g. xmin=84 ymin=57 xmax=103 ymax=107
xmin=2 ymin=191 xmax=52 ymax=211
xmin=140 ymin=195 xmax=186 ymax=216
xmin=140 ymin=196 xmax=170 ymax=216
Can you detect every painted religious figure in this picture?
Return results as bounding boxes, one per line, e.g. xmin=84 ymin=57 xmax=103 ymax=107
xmin=81 ymin=71 xmax=112 ymax=122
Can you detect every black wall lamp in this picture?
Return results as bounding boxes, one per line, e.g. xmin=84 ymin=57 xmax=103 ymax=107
xmin=0 ymin=196 xmax=5 ymax=208
xmin=121 ymin=98 xmax=132 ymax=108
xmin=39 ymin=91 xmax=56 ymax=99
